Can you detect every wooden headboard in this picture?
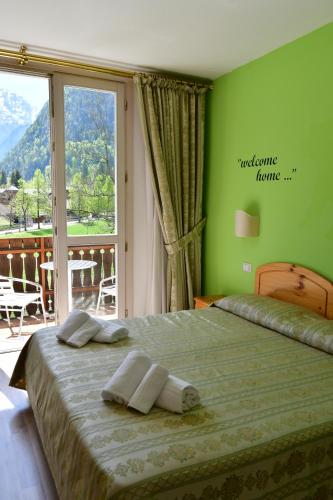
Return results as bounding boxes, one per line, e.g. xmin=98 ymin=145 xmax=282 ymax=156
xmin=255 ymin=262 xmax=333 ymax=319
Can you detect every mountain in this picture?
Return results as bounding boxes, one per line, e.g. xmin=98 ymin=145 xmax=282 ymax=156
xmin=0 ymin=102 xmax=51 ymax=180
xmin=0 ymin=89 xmax=32 ymax=129
xmin=0 ymin=87 xmax=115 ymax=181
xmin=0 ymin=124 xmax=29 ymax=160
xmin=0 ymin=89 xmax=33 ymax=160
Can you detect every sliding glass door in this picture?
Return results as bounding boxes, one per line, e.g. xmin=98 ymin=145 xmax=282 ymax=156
xmin=52 ymin=74 xmax=125 ymax=323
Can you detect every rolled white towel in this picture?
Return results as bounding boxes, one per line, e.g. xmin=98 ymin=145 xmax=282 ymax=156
xmin=155 ymin=375 xmax=200 ymax=413
xmin=101 ymin=351 xmax=152 ymax=405
xmin=66 ymin=317 xmax=102 ymax=348
xmin=93 ymin=319 xmax=129 ymax=343
xmin=128 ymin=364 xmax=169 ymax=414
xmin=56 ymin=309 xmax=90 ymax=343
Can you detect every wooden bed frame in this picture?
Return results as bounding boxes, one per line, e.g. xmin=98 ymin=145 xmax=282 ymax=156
xmin=255 ymin=262 xmax=333 ymax=319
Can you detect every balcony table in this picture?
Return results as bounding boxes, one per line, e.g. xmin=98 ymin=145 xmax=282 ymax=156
xmin=40 ymin=259 xmax=97 ymax=311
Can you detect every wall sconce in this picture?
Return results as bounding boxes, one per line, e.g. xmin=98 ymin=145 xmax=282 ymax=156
xmin=235 ymin=210 xmax=259 ymax=237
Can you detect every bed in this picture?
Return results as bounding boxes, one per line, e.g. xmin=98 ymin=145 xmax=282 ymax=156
xmin=10 ymin=263 xmax=333 ymax=499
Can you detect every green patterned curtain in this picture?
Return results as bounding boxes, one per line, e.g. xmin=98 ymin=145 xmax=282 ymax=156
xmin=134 ymin=74 xmax=210 ymax=311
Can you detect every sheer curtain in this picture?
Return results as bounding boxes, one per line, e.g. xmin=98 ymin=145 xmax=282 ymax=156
xmin=132 ymin=93 xmax=167 ymax=316
xmin=134 ymin=74 xmax=209 ymax=311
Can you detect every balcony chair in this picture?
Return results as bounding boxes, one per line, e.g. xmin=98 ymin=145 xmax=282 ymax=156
xmin=0 ymin=276 xmax=47 ymax=335
xmin=96 ymin=275 xmax=116 ymax=312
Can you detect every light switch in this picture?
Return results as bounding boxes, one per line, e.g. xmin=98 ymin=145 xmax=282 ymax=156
xmin=243 ymin=262 xmax=252 ymax=272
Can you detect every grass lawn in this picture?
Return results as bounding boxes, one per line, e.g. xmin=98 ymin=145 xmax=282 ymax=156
xmin=0 ymin=216 xmax=9 ymax=225
xmin=0 ymin=220 xmax=114 ymax=238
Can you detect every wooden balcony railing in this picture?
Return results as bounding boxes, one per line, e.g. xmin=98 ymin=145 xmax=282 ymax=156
xmin=0 ymin=236 xmax=116 ymax=317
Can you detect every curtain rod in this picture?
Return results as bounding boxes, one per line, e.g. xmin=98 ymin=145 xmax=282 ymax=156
xmin=0 ymin=45 xmax=135 ymax=79
xmin=0 ymin=45 xmax=213 ymax=89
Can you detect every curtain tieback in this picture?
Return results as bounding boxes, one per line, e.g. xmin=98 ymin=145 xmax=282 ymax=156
xmin=165 ymin=218 xmax=206 ymax=255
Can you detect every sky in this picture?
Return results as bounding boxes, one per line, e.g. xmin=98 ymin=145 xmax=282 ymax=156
xmin=0 ymin=70 xmax=49 ymax=115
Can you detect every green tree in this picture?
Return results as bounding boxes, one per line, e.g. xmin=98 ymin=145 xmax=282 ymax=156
xmin=8 ymin=198 xmax=16 ymax=228
xmin=101 ymin=176 xmax=115 ymax=223
xmin=0 ymin=169 xmax=6 ymax=186
xmin=10 ymin=169 xmax=22 ymax=187
xmin=68 ymin=172 xmax=88 ymax=222
xmin=14 ymin=179 xmax=33 ymax=231
xmin=87 ymin=173 xmax=104 ymax=217
xmin=44 ymin=165 xmax=52 ymax=192
xmin=65 ymin=138 xmax=115 ymax=184
xmin=29 ymin=169 xmax=50 ymax=228
xmin=86 ymin=174 xmax=115 ymax=229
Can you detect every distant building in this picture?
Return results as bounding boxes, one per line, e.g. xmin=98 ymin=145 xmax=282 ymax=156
xmin=0 ymin=185 xmax=18 ymax=217
xmin=0 ymin=185 xmax=18 ymax=202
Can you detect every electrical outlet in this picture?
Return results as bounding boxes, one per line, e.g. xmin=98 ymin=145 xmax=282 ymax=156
xmin=243 ymin=262 xmax=252 ymax=273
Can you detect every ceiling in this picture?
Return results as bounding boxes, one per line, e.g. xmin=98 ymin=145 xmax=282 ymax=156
xmin=1 ymin=0 xmax=333 ymax=80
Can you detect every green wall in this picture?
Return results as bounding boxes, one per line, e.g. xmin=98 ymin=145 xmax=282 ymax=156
xmin=203 ymin=22 xmax=333 ymax=295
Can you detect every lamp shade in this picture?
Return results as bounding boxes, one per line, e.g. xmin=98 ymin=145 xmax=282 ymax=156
xmin=235 ymin=210 xmax=259 ymax=237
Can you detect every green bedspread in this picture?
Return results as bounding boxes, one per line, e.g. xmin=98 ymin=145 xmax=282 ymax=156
xmin=10 ymin=307 xmax=333 ymax=499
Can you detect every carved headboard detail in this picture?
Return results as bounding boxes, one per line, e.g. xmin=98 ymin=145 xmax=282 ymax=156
xmin=255 ymin=262 xmax=333 ymax=319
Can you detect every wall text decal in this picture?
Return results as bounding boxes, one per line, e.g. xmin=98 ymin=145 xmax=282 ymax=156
xmin=237 ymin=154 xmax=297 ymax=182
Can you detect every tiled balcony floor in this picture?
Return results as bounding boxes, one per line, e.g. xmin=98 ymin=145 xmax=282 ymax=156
xmin=0 ymin=299 xmax=116 ymax=354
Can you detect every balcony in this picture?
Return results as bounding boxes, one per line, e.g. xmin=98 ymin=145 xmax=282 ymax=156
xmin=0 ymin=236 xmax=116 ymax=351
